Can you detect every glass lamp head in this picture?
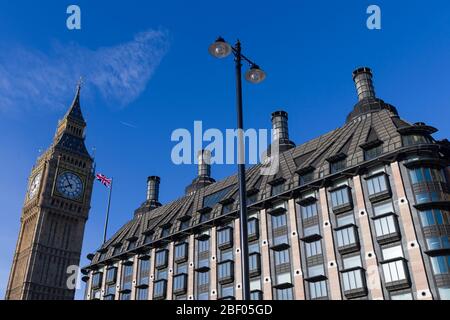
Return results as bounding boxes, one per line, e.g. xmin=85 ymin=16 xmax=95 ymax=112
xmin=209 ymin=37 xmax=232 ymax=59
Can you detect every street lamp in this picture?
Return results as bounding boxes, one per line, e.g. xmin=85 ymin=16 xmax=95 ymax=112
xmin=209 ymin=37 xmax=266 ymax=300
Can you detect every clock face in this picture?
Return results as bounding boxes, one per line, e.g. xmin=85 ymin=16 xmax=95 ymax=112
xmin=56 ymin=172 xmax=84 ymax=200
xmin=28 ymin=172 xmax=42 ymax=200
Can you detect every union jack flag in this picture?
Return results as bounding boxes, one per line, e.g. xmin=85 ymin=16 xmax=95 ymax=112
xmin=96 ymin=173 xmax=112 ymax=188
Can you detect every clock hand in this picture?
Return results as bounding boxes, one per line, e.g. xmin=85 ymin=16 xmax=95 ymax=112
xmin=64 ymin=176 xmax=73 ymax=188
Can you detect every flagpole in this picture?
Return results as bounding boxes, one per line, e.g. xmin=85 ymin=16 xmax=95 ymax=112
xmin=102 ymin=177 xmax=113 ymax=244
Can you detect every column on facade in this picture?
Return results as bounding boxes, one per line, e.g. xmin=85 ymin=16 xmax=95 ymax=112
xmin=353 ymin=175 xmax=384 ymax=299
xmin=166 ymin=242 xmax=174 ymax=300
xmin=148 ymin=248 xmax=156 ymax=300
xmin=85 ymin=271 xmax=93 ymax=300
xmin=390 ymin=162 xmax=432 ymax=300
xmin=187 ymin=234 xmax=195 ymax=300
xmin=114 ymin=263 xmax=122 ymax=300
xmin=131 ymin=255 xmax=139 ymax=300
xmin=210 ymin=226 xmax=218 ymax=300
xmin=288 ymin=199 xmax=305 ymax=299
xmin=259 ymin=208 xmax=273 ymax=299
xmin=318 ymin=188 xmax=342 ymax=300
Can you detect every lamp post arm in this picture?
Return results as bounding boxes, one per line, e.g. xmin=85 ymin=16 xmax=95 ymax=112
xmin=231 ymin=46 xmax=258 ymax=67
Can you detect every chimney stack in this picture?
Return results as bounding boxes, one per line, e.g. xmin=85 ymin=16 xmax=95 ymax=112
xmin=198 ymin=149 xmax=212 ymax=178
xmin=185 ymin=150 xmax=215 ymax=195
xmin=147 ymin=176 xmax=160 ymax=203
xmin=271 ymin=111 xmax=295 ymax=152
xmin=352 ymin=67 xmax=376 ymax=101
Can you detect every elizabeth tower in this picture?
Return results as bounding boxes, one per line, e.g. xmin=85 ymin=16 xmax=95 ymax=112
xmin=5 ymin=86 xmax=95 ymax=300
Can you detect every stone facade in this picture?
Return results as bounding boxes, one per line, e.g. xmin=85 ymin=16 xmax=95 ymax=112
xmin=83 ymin=68 xmax=450 ymax=300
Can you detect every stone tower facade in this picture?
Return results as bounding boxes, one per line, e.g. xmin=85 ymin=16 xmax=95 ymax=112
xmin=5 ymin=86 xmax=95 ymax=300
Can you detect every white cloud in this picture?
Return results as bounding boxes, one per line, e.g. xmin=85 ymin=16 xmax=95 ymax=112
xmin=0 ymin=29 xmax=170 ymax=113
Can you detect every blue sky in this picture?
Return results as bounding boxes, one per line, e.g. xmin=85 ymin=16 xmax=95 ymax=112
xmin=0 ymin=1 xmax=449 ymax=299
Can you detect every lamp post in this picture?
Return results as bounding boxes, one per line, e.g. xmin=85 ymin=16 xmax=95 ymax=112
xmin=209 ymin=37 xmax=266 ymax=300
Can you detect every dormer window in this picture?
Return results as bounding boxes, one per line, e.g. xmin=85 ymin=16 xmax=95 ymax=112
xmin=178 ymin=217 xmax=191 ymax=231
xmin=330 ymin=158 xmax=346 ymax=174
xmin=269 ymin=178 xmax=286 ymax=196
xmin=363 ymin=143 xmax=383 ymax=161
xmin=161 ymin=225 xmax=171 ymax=238
xmin=327 ymin=153 xmax=347 ymax=174
xmin=402 ymin=134 xmax=432 ymax=146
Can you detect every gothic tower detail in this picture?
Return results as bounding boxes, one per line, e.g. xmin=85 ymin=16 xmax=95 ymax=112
xmin=5 ymin=85 xmax=95 ymax=300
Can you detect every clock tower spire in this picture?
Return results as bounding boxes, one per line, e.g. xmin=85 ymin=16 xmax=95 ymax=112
xmin=5 ymin=84 xmax=95 ymax=300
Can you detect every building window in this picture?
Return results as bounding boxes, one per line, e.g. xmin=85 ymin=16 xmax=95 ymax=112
xmin=271 ymin=183 xmax=284 ymax=196
xmin=426 ymin=236 xmax=450 ymax=251
xmin=391 ymin=292 xmax=413 ymax=300
xmin=364 ymin=144 xmax=383 ymax=161
xmin=143 ymin=233 xmax=153 ymax=245
xmin=137 ymin=258 xmax=150 ymax=286
xmin=341 ymin=256 xmax=366 ymax=295
xmin=415 ymin=191 xmax=441 ymax=204
xmin=220 ymin=284 xmax=234 ymax=299
xmin=402 ymin=134 xmax=432 ymax=146
xmin=104 ymin=283 xmax=116 ymax=300
xmin=304 ymin=225 xmax=320 ymax=237
xmin=248 ymin=218 xmax=260 ymax=241
xmin=330 ymin=186 xmax=352 ymax=210
xmin=308 ymin=264 xmax=325 ymax=278
xmin=218 ymin=261 xmax=234 ymax=284
xmin=330 ymin=158 xmax=346 ymax=174
xmin=119 ymin=262 xmax=133 ymax=300
xmin=273 ymin=234 xmax=289 ymax=247
xmin=336 ymin=213 xmax=355 ymax=227
xmin=161 ymin=225 xmax=171 ymax=238
xmin=309 ymin=280 xmax=327 ymax=299
xmin=301 ymin=203 xmax=318 ymax=219
xmin=366 ymin=173 xmax=390 ymax=198
xmin=438 ymin=287 xmax=450 ymax=300
xmin=127 ymin=239 xmax=137 ymax=250
xmin=197 ymin=271 xmax=209 ymax=286
xmin=373 ymin=214 xmax=399 ymax=239
xmin=276 ymin=287 xmax=293 ymax=300
xmin=274 ymin=249 xmax=290 ymax=266
xmin=335 ymin=225 xmax=358 ymax=248
xmin=373 ymin=200 xmax=394 ymax=215
xmin=250 ymin=290 xmax=263 ymax=300
xmin=249 ymin=253 xmax=261 ymax=277
xmin=155 ymin=249 xmax=168 ymax=269
xmin=271 ymin=213 xmax=287 ymax=229
xmin=217 ymin=227 xmax=233 ymax=249
xmin=222 ymin=203 xmax=234 ymax=215
xmin=91 ymin=272 xmax=102 ymax=289
xmin=153 ymin=279 xmax=167 ymax=300
xmin=276 ymin=272 xmax=292 ymax=285
xmin=299 ymin=172 xmax=314 ymax=186
xmin=91 ymin=289 xmax=101 ymax=300
xmin=247 ymin=192 xmax=259 ymax=205
xmin=173 ymin=273 xmax=188 ymax=295
xmin=136 ymin=287 xmax=148 ymax=300
xmin=174 ymin=243 xmax=189 ymax=263
xmin=203 ymin=186 xmax=233 ymax=208
xmin=419 ymin=209 xmax=449 ymax=227
xmin=409 ymin=167 xmax=447 ymax=184
xmin=179 ymin=219 xmax=190 ymax=231
xmin=199 ymin=212 xmax=210 ymax=223
xmin=198 ymin=239 xmax=209 ymax=253
xmin=197 ymin=292 xmax=209 ymax=300
xmin=105 ymin=267 xmax=117 ymax=284
xmin=305 ymin=240 xmax=322 ymax=257
xmin=381 ymin=245 xmax=409 ymax=286
xmin=430 ymin=256 xmax=450 ymax=275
